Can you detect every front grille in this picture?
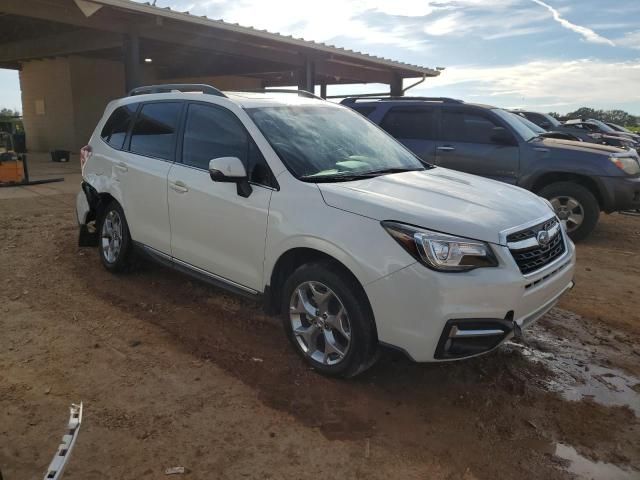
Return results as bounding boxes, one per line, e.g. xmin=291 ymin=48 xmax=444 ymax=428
xmin=506 ymin=217 xmax=557 ymax=243
xmin=508 ymin=218 xmax=566 ymax=275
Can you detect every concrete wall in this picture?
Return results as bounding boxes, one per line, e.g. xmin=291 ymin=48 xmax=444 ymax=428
xmin=20 ymin=58 xmax=75 ymax=152
xmin=20 ymin=56 xmax=125 ymax=152
xmin=68 ymin=56 xmax=125 ymax=150
xmin=20 ymin=57 xmax=261 ymax=152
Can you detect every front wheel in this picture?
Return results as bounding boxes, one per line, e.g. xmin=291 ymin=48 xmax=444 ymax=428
xmin=538 ymin=182 xmax=600 ymax=242
xmin=281 ymin=262 xmax=378 ymax=378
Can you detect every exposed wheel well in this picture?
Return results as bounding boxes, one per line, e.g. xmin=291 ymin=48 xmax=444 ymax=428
xmin=265 ymin=248 xmax=375 ymax=333
xmin=531 ymin=172 xmax=603 ymax=209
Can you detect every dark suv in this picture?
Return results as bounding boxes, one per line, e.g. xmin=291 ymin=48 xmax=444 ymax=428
xmin=342 ymin=97 xmax=640 ymax=241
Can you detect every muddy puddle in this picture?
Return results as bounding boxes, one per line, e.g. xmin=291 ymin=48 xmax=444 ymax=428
xmin=511 ymin=309 xmax=640 ymax=416
xmin=555 ymin=443 xmax=639 ymax=480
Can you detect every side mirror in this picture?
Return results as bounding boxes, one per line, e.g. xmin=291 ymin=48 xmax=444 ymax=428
xmin=208 ymin=156 xmax=252 ymax=198
xmin=491 ymin=127 xmax=516 ymax=146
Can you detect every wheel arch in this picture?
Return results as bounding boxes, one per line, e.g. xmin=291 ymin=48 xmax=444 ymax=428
xmin=264 ymin=246 xmax=377 ymax=340
xmin=530 ymin=172 xmax=605 ymax=209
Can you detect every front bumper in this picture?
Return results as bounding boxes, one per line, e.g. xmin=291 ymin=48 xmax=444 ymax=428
xmin=599 ymin=175 xmax=640 ymax=212
xmin=365 ymin=233 xmax=576 ymax=362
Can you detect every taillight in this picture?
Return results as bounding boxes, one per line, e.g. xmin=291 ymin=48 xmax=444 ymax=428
xmin=80 ymin=145 xmax=92 ymax=171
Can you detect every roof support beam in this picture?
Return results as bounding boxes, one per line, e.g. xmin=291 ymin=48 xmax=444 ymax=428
xmin=0 ymin=29 xmax=123 ymax=63
xmin=123 ymin=33 xmax=141 ymax=92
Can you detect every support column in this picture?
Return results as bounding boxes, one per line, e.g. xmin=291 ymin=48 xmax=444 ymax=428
xmin=390 ymin=74 xmax=403 ymax=97
xmin=320 ymin=83 xmax=327 ymax=99
xmin=298 ymin=57 xmax=316 ymax=92
xmin=123 ymin=33 xmax=141 ymax=93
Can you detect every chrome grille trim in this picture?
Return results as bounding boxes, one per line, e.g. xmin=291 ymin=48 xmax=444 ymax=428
xmin=504 ymin=217 xmax=567 ymax=275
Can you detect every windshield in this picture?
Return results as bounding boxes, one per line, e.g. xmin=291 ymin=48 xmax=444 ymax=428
xmin=510 ymin=113 xmax=546 ymax=134
xmin=587 ymin=119 xmax=616 ymax=133
xmin=493 ymin=109 xmax=536 ymax=141
xmin=246 ymin=105 xmax=426 ymax=181
xmin=541 ymin=113 xmax=561 ymax=128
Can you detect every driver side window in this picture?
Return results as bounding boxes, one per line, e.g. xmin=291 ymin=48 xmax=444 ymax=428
xmin=182 ymin=103 xmax=274 ymax=187
xmin=441 ymin=109 xmax=502 ymax=144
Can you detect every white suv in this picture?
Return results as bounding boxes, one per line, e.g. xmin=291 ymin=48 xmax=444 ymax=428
xmin=76 ymin=84 xmax=575 ymax=377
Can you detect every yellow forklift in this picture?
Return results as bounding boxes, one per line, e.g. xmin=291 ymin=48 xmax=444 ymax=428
xmin=0 ymin=131 xmax=63 ymax=187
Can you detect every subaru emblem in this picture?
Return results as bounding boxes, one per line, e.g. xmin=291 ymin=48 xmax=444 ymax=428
xmin=537 ymin=230 xmax=550 ymax=246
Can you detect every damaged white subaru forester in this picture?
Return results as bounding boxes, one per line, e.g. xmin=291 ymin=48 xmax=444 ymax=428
xmin=76 ymin=84 xmax=575 ymax=377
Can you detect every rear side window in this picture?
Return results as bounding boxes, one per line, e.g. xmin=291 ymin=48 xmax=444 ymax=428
xmin=100 ymin=105 xmax=136 ymax=149
xmin=441 ymin=110 xmax=501 ymax=144
xmin=380 ymin=107 xmax=437 ymax=140
xmin=182 ymin=103 xmax=274 ymax=186
xmin=129 ymin=102 xmax=182 ymax=161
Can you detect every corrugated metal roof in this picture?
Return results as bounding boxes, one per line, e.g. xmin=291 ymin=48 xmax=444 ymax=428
xmin=89 ymin=0 xmax=440 ymax=77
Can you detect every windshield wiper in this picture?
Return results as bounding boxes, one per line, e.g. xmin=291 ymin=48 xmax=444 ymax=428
xmin=300 ymin=167 xmax=424 ymax=183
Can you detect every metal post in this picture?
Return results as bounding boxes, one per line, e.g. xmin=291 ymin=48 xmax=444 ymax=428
xmin=320 ymin=83 xmax=327 ymax=99
xmin=123 ymin=33 xmax=141 ymax=93
xmin=390 ymin=74 xmax=403 ymax=97
xmin=305 ymin=58 xmax=315 ymax=93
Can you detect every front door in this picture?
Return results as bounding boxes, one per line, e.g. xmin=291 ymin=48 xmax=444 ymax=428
xmin=167 ymin=102 xmax=274 ymax=292
xmin=435 ymin=107 xmax=520 ymax=184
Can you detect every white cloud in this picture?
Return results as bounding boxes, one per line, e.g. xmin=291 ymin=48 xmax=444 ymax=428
xmin=418 ymin=59 xmax=640 ymax=111
xmin=531 ymin=0 xmax=615 ymax=46
xmin=617 ymin=30 xmax=640 ymax=50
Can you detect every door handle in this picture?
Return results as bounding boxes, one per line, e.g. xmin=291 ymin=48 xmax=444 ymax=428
xmin=170 ymin=181 xmax=189 ymax=193
xmin=437 ymin=146 xmax=455 ymax=152
xmin=114 ymin=162 xmax=128 ymax=172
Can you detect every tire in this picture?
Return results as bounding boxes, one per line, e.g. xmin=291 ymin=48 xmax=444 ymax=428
xmin=538 ymin=182 xmax=600 ymax=242
xmin=281 ymin=262 xmax=378 ymax=378
xmin=98 ymin=200 xmax=134 ymax=273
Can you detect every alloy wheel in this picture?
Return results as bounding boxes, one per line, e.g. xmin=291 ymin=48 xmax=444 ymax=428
xmin=289 ymin=281 xmax=352 ymax=365
xmin=550 ymin=195 xmax=584 ymax=233
xmin=101 ymin=210 xmax=123 ymax=263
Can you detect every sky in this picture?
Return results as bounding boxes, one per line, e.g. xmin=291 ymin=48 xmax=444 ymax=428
xmin=1 ymin=0 xmax=639 ymax=114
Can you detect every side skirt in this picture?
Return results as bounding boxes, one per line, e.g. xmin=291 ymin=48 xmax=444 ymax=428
xmin=133 ymin=242 xmax=262 ymax=301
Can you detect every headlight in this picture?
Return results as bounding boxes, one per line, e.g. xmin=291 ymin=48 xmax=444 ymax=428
xmin=381 ymin=221 xmax=498 ymax=272
xmin=609 ymin=155 xmax=640 ymax=175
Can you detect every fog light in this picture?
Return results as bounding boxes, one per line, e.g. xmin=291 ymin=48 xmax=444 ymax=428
xmin=435 ymin=316 xmax=515 ymax=359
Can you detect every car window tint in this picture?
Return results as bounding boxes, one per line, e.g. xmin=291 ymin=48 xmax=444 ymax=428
xmin=380 ymin=107 xmax=437 ymax=140
xmin=182 ymin=103 xmax=273 ymax=186
xmin=441 ymin=110 xmax=500 ymax=144
xmin=350 ymin=105 xmax=376 ymax=117
xmin=129 ymin=102 xmax=182 ymax=161
xmin=101 ymin=104 xmax=136 ymax=149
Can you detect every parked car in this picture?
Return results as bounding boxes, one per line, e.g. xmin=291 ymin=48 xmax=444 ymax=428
xmin=513 ymin=111 xmax=637 ymax=151
xmin=606 ymin=122 xmax=640 ymax=142
xmin=76 ymin=84 xmax=576 ymax=377
xmin=509 ymin=112 xmax=582 ymax=142
xmin=565 ymin=119 xmax=640 ymax=147
xmin=343 ymin=97 xmax=640 ymax=241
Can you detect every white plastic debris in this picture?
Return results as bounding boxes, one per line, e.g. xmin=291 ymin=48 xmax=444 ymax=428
xmin=165 ymin=466 xmax=186 ymax=475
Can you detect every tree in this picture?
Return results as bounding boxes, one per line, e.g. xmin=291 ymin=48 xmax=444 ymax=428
xmin=0 ymin=108 xmax=20 ymax=118
xmin=557 ymin=106 xmax=638 ymax=127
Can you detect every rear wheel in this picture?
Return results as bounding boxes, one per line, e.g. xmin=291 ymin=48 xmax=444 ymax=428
xmin=538 ymin=182 xmax=600 ymax=242
xmin=281 ymin=262 xmax=378 ymax=377
xmin=98 ymin=201 xmax=134 ymax=272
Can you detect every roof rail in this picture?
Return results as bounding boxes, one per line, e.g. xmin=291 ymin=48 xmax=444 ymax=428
xmin=234 ymin=89 xmax=323 ymax=100
xmin=128 ymin=84 xmax=227 ymax=97
xmin=340 ymin=96 xmax=463 ymax=104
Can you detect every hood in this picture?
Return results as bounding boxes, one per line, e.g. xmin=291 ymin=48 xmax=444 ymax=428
xmin=318 ymin=168 xmax=552 ymax=245
xmin=536 ymin=137 xmax=628 ymax=155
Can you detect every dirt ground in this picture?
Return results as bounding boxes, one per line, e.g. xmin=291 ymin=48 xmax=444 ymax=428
xmin=1 ymin=158 xmax=639 ymax=479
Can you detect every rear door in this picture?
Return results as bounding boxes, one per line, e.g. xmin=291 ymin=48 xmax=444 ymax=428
xmin=434 ymin=107 xmax=520 ymax=184
xmin=378 ymin=105 xmax=439 ymax=164
xmin=116 ymin=101 xmax=183 ymax=254
xmin=167 ymin=102 xmax=274 ymax=292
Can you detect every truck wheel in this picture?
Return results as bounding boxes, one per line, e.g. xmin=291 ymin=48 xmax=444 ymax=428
xmin=98 ymin=201 xmax=134 ymax=273
xmin=539 ymin=182 xmax=600 ymax=242
xmin=281 ymin=262 xmax=378 ymax=378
